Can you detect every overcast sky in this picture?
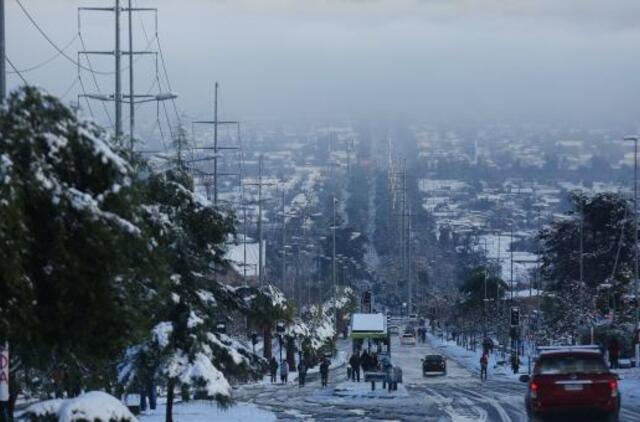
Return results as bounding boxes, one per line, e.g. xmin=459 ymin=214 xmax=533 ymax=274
xmin=6 ymin=0 xmax=640 ymax=127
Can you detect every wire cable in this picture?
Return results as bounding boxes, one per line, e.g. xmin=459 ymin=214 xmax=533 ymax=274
xmin=15 ymin=0 xmax=116 ymax=75
xmin=77 ymin=32 xmax=114 ymax=127
xmin=6 ymin=56 xmax=29 ymax=85
xmin=134 ymin=2 xmax=181 ymax=125
xmin=77 ymin=75 xmax=96 ymax=119
xmin=60 ymin=77 xmax=79 ymax=100
xmin=7 ymin=34 xmax=79 ymax=74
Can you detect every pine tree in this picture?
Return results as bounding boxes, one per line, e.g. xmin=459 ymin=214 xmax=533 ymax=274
xmin=0 ymin=87 xmax=149 ymax=410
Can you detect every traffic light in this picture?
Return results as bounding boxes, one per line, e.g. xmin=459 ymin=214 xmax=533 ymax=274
xmin=510 ymin=307 xmax=520 ymax=327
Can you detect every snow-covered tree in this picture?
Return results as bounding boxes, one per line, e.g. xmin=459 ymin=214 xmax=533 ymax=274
xmin=122 ymin=167 xmax=265 ymax=421
xmin=240 ymin=284 xmax=292 ymax=360
xmin=0 ymin=88 xmax=149 ymax=409
xmin=539 ymin=191 xmax=636 ymax=341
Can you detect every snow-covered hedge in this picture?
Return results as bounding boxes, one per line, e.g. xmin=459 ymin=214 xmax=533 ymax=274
xmin=20 ymin=392 xmax=136 ymax=422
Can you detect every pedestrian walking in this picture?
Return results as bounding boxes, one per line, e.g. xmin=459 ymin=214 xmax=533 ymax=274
xmin=269 ymin=357 xmax=278 ymax=383
xmin=320 ymin=357 xmax=330 ymax=387
xmin=297 ymin=359 xmax=307 ymax=387
xmin=349 ymin=353 xmax=361 ymax=382
xmin=280 ymin=359 xmax=289 ymax=384
xmin=480 ymin=352 xmax=488 ymax=381
xmin=510 ymin=353 xmax=520 ymax=374
xmin=360 ymin=350 xmax=370 ymax=372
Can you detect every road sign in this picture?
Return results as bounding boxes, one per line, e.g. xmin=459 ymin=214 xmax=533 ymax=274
xmin=0 ymin=344 xmax=8 ymax=401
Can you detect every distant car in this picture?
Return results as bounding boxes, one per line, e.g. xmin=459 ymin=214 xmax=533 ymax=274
xmin=422 ymin=355 xmax=447 ymax=376
xmin=408 ymin=313 xmax=418 ymax=321
xmin=520 ymin=347 xmax=620 ymax=422
xmin=400 ymin=332 xmax=416 ymax=345
xmin=388 ymin=325 xmax=400 ymax=335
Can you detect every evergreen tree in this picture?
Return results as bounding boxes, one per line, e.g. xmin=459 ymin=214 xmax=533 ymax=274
xmin=0 ymin=88 xmax=147 ymax=409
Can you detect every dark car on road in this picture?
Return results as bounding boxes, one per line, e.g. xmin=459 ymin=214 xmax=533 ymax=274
xmin=520 ymin=347 xmax=620 ymax=421
xmin=422 ymin=354 xmax=447 ymax=376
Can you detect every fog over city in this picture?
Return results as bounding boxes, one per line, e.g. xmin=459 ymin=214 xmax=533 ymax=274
xmin=6 ymin=0 xmax=640 ymax=125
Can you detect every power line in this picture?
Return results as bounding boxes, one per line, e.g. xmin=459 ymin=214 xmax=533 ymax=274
xmin=60 ymin=77 xmax=79 ymax=100
xmin=14 ymin=0 xmax=114 ymax=75
xmin=134 ymin=0 xmax=180 ymax=124
xmin=77 ymin=32 xmax=114 ymax=127
xmin=5 ymin=56 xmax=28 ymax=85
xmin=7 ymin=34 xmax=79 ymax=74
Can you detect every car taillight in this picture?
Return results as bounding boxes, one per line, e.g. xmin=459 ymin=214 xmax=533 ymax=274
xmin=530 ymin=382 xmax=538 ymax=399
xmin=609 ymin=380 xmax=618 ymax=397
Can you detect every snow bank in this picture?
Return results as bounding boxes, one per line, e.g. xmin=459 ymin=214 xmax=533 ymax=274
xmin=139 ymin=401 xmax=275 ymax=422
xmin=58 ymin=392 xmax=136 ymax=422
xmin=20 ymin=399 xmax=65 ymax=420
xmin=22 ymin=392 xmax=136 ymax=422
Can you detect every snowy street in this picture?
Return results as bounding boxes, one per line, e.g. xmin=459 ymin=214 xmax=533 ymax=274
xmin=232 ymin=337 xmax=529 ymax=421
xmin=229 ymin=335 xmax=640 ymax=421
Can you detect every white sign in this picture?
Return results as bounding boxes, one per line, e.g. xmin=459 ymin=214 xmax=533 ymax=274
xmin=0 ymin=344 xmax=8 ymax=401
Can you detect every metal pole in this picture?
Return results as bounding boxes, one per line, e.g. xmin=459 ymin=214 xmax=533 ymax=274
xmin=635 ymin=138 xmax=639 ymax=367
xmin=115 ymin=0 xmax=122 ymax=140
xmin=580 ymin=213 xmax=584 ymax=285
xmin=333 ymin=194 xmax=337 ymax=330
xmin=408 ymin=213 xmax=412 ymax=314
xmin=483 ymin=238 xmax=488 ymax=336
xmin=510 ymin=222 xmax=514 ymax=301
xmin=127 ymin=0 xmax=134 ymax=149
xmin=0 ymin=0 xmax=5 ymax=101
xmin=258 ymin=155 xmax=264 ymax=286
xmin=213 ymin=82 xmax=219 ymax=205
xmin=281 ymin=189 xmax=286 ymax=293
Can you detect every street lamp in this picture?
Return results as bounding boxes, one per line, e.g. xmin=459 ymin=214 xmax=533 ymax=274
xmin=624 ymin=136 xmax=640 ymax=368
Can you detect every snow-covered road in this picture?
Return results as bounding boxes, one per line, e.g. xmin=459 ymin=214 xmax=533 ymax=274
xmin=235 ymin=336 xmax=640 ymax=421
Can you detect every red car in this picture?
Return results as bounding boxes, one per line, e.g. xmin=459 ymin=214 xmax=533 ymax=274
xmin=520 ymin=347 xmax=620 ymax=421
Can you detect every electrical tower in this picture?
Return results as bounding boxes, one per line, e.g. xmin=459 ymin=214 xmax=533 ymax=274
xmin=77 ymin=0 xmax=176 ymax=150
xmin=244 ymin=155 xmax=275 ymax=286
xmin=192 ymin=82 xmax=241 ymax=205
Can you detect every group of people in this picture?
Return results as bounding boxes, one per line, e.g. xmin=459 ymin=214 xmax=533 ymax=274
xmin=348 ymin=349 xmax=381 ymax=382
xmin=269 ymin=356 xmax=331 ymax=388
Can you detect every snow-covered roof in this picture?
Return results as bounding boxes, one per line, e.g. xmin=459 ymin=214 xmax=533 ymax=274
xmin=226 ymin=241 xmax=264 ymax=277
xmin=351 ymin=313 xmax=385 ymax=333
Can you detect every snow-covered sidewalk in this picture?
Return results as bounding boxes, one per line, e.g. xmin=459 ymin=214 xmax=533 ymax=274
xmin=426 ymin=333 xmax=520 ymax=380
xmin=138 ymin=401 xmax=276 ymax=422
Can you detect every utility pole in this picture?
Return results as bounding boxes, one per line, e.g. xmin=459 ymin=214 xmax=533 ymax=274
xmin=114 ymin=0 xmax=122 ymax=140
xmin=0 ymin=2 xmax=8 ymax=419
xmin=579 ymin=212 xmax=584 ymax=285
xmin=213 ymin=82 xmax=219 ymax=204
xmin=333 ymin=194 xmax=338 ymax=330
xmin=258 ymin=156 xmax=264 ymax=286
xmin=635 ymin=138 xmax=639 ymax=367
xmin=281 ymin=189 xmax=287 ymax=293
xmin=510 ymin=221 xmax=514 ymax=301
xmin=192 ymin=83 xmax=239 ymax=205
xmin=255 ymin=156 xmax=265 ymax=286
xmin=127 ymin=0 xmax=134 ymax=148
xmin=0 ymin=0 xmax=5 ymax=101
xmin=78 ymin=4 xmax=173 ymax=149
xmin=243 ymin=155 xmax=274 ymax=286
xmin=625 ymin=136 xmax=640 ymax=367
